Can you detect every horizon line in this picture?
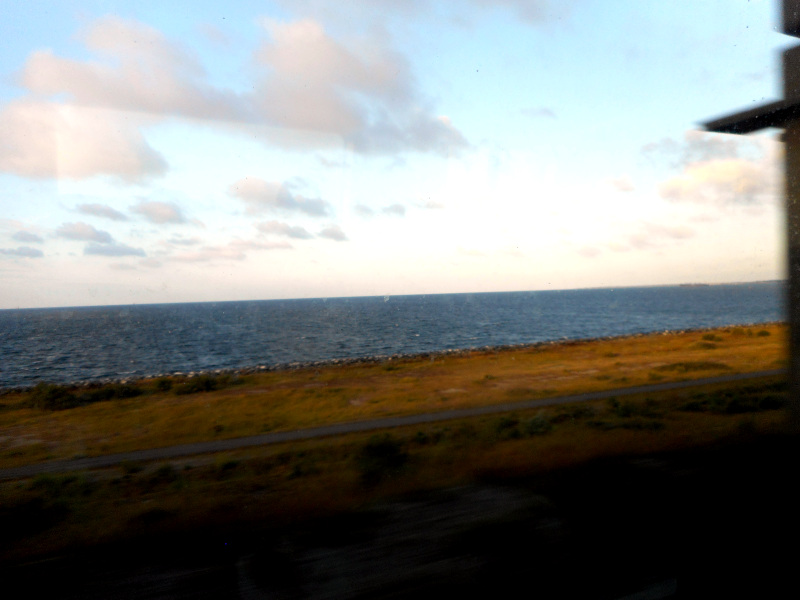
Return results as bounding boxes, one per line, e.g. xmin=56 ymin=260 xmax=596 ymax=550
xmin=0 ymin=279 xmax=786 ymax=312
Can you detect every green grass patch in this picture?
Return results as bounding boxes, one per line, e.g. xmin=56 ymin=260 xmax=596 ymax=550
xmin=26 ymin=381 xmax=144 ymax=410
xmin=357 ymin=434 xmax=408 ymax=485
xmin=702 ymin=333 xmax=724 ymax=342
xmin=679 ymin=382 xmax=787 ymax=415
xmin=173 ymin=373 xmax=245 ymax=395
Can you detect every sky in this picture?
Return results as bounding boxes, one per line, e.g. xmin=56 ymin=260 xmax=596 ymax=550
xmin=0 ymin=0 xmax=793 ymax=309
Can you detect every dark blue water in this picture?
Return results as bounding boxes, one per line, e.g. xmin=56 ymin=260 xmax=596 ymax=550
xmin=0 ymin=282 xmax=785 ymax=389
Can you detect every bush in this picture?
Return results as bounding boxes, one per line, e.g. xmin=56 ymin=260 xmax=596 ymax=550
xmin=756 ymin=330 xmax=771 ymax=337
xmin=172 ymin=373 xmax=245 ymax=395
xmin=154 ymin=378 xmax=173 ymax=392
xmin=28 ymin=381 xmax=145 ymax=410
xmin=692 ymin=342 xmax=718 ymax=350
xmin=80 ymin=383 xmax=142 ymax=403
xmin=174 ymin=374 xmax=219 ymax=395
xmin=702 ymin=333 xmax=723 ymax=342
xmin=523 ymin=413 xmax=553 ymax=435
xmin=494 ymin=415 xmax=520 ymax=439
xmin=357 ymin=434 xmax=408 ymax=485
xmin=552 ymin=404 xmax=596 ymax=423
xmin=28 ymin=383 xmax=79 ymax=410
xmin=679 ymin=387 xmax=786 ymax=414
xmin=587 ymin=418 xmax=665 ymax=431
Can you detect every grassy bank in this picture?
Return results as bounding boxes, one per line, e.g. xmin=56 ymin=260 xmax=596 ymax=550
xmin=0 ymin=324 xmax=791 ymax=564
xmin=0 ymin=323 xmax=786 ymax=469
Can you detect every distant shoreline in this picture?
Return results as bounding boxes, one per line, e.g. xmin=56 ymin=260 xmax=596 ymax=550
xmin=0 ymin=279 xmax=785 ymax=312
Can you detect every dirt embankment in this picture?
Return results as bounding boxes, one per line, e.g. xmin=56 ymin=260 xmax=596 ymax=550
xmin=4 ymin=431 xmax=797 ymax=599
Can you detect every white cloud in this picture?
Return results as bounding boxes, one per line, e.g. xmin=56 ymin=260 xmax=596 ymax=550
xmin=56 ymin=222 xmax=113 ymax=244
xmin=84 ymin=242 xmax=146 ymax=257
xmin=608 ymin=175 xmax=635 ymax=192
xmin=254 ymin=19 xmax=468 ymax=155
xmin=382 ymin=203 xmax=406 ymax=216
xmin=170 ymin=239 xmax=291 ymax=262
xmin=276 ymin=0 xmax=570 ymax=28
xmin=20 ymin=16 xmax=246 ymax=121
xmin=521 ymin=107 xmax=556 ymax=119
xmin=318 ymin=224 xmax=348 ymax=241
xmin=0 ymin=246 xmax=44 ymax=258
xmin=658 ymin=158 xmax=775 ymax=207
xmin=140 ymin=258 xmax=163 ymax=268
xmin=229 ymin=239 xmax=292 ymax=251
xmin=354 ymin=204 xmax=374 ymax=217
xmin=415 ymin=199 xmax=444 ymax=210
xmin=643 ymin=130 xmax=762 ymax=169
xmin=12 ymin=231 xmax=43 ymax=243
xmin=198 ymin=23 xmax=230 ymax=46
xmin=611 ymin=222 xmax=696 ymax=252
xmin=166 ymin=236 xmax=202 ymax=246
xmin=256 ymin=220 xmax=315 ymax=239
xmin=472 ymin=0 xmax=573 ymax=24
xmin=230 ymin=177 xmax=331 ymax=216
xmin=131 ymin=201 xmax=187 ymax=224
xmin=0 ymin=100 xmax=167 ymax=182
xmin=77 ymin=203 xmax=128 ymax=221
xmin=645 ymin=130 xmax=779 ymax=208
xmin=6 ymin=14 xmax=467 ymax=171
xmin=354 ymin=203 xmax=406 ymax=217
xmin=577 ymin=246 xmax=601 ymax=258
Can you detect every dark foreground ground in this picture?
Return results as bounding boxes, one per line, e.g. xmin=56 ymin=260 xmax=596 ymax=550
xmin=3 ymin=429 xmax=798 ymax=599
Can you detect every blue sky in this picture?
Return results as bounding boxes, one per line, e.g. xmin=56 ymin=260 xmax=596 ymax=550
xmin=0 ymin=0 xmax=791 ymax=308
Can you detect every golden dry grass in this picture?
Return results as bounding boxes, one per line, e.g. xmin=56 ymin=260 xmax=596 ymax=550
xmin=0 ymin=323 xmax=786 ymax=469
xmin=1 ymin=371 xmax=789 ymax=562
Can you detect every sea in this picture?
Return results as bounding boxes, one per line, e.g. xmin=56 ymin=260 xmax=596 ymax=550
xmin=0 ymin=282 xmax=785 ymax=390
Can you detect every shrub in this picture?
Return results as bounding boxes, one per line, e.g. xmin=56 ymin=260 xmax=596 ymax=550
xmin=120 ymin=460 xmax=144 ymax=475
xmin=522 ymin=413 xmax=553 ymax=435
xmin=148 ymin=464 xmax=178 ymax=486
xmin=154 ymin=378 xmax=173 ymax=392
xmin=692 ymin=342 xmax=718 ymax=350
xmin=80 ymin=383 xmax=142 ymax=403
xmin=621 ymin=418 xmax=665 ymax=431
xmin=702 ymin=333 xmax=723 ymax=342
xmin=357 ymin=434 xmax=408 ymax=485
xmin=679 ymin=387 xmax=786 ymax=414
xmin=27 ymin=381 xmax=145 ymax=410
xmin=756 ymin=330 xmax=771 ymax=337
xmin=29 ymin=474 xmax=94 ymax=497
xmin=174 ymin=374 xmax=219 ymax=395
xmin=172 ymin=373 xmax=245 ymax=395
xmin=552 ymin=404 xmax=596 ymax=423
xmin=494 ymin=415 xmax=521 ymax=439
xmin=607 ymin=398 xmax=634 ymax=418
xmin=587 ymin=418 xmax=664 ymax=431
xmin=28 ymin=383 xmax=79 ymax=410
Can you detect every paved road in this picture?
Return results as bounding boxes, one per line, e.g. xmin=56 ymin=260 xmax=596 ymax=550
xmin=0 ymin=369 xmax=785 ymax=480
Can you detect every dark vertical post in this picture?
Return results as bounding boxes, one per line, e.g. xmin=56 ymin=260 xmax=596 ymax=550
xmin=704 ymin=1 xmax=800 ymax=429
xmin=784 ymin=42 xmax=800 ymax=427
